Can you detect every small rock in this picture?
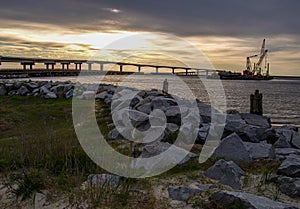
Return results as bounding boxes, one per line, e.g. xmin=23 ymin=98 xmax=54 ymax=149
xmin=244 ymin=141 xmax=275 ymax=160
xmin=275 ymin=148 xmax=300 ymax=160
xmin=278 ymin=176 xmax=300 ymax=198
xmin=211 ymin=133 xmax=252 ymax=163
xmin=17 ymin=86 xmax=29 ymax=96
xmin=65 ymin=89 xmax=74 ymax=99
xmin=256 ymin=128 xmax=278 ymax=143
xmin=95 ymin=91 xmax=108 ymax=99
xmin=44 ymin=92 xmax=57 ymax=99
xmin=0 ymin=84 xmax=7 ymax=95
xmin=52 ymin=85 xmax=65 ymax=99
xmin=240 ymin=113 xmax=271 ymax=128
xmin=40 ymin=86 xmax=51 ymax=94
xmin=136 ymin=142 xmax=196 ymax=170
xmin=165 ymin=123 xmax=179 ymax=135
xmin=275 ymin=135 xmax=292 ymax=148
xmin=291 ymin=132 xmax=300 ymax=149
xmin=278 ymin=155 xmax=300 ymax=177
xmin=205 ymin=159 xmax=245 ymax=189
xmin=129 ymin=110 xmax=149 ymax=126
xmin=136 ymin=103 xmax=152 ymax=115
xmin=224 ymin=122 xmax=260 ymax=143
xmin=168 ymin=186 xmax=201 ymax=201
xmin=107 ymin=128 xmax=123 ymax=140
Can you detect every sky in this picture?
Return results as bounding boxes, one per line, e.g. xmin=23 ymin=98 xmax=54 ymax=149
xmin=0 ymin=0 xmax=300 ymax=75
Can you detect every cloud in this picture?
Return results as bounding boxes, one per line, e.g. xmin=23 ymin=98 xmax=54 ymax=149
xmin=0 ymin=0 xmax=300 ymax=75
xmin=0 ymin=0 xmax=299 ymax=37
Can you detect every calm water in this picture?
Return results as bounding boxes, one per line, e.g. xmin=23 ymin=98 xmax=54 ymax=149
xmin=18 ymin=75 xmax=300 ymax=126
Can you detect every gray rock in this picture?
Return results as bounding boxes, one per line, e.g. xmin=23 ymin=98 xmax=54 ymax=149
xmin=40 ymin=86 xmax=51 ymax=94
xmin=146 ymin=90 xmax=163 ymax=97
xmin=107 ymin=128 xmax=123 ymax=140
xmin=165 ymin=123 xmax=179 ymax=135
xmin=130 ymin=96 xmax=142 ymax=107
xmin=278 ymin=176 xmax=300 ymax=198
xmin=0 ymin=84 xmax=7 ymax=95
xmin=168 ymin=186 xmax=201 ymax=201
xmin=26 ymin=82 xmax=39 ymax=91
xmin=241 ymin=113 xmax=271 ymax=128
xmin=211 ymin=133 xmax=252 ymax=163
xmin=32 ymin=88 xmax=40 ymax=94
xmin=211 ymin=190 xmax=298 ymax=209
xmin=17 ymin=86 xmax=29 ymax=96
xmin=244 ymin=141 xmax=275 ymax=160
xmin=137 ymin=142 xmax=196 ymax=170
xmin=197 ymin=131 xmax=208 ymax=144
xmin=44 ymin=92 xmax=57 ymax=99
xmin=87 ymin=174 xmax=120 ymax=187
xmin=151 ymin=97 xmax=176 ymax=111
xmin=275 ymin=135 xmax=292 ymax=148
xmin=197 ymin=103 xmax=211 ymax=123
xmin=275 ymin=125 xmax=299 ymax=134
xmin=65 ymin=89 xmax=74 ymax=99
xmin=165 ymin=106 xmax=181 ymax=117
xmin=278 ymin=155 xmax=300 ymax=177
xmin=129 ymin=110 xmax=149 ymax=126
xmin=224 ymin=121 xmax=260 ymax=143
xmin=205 ymin=159 xmax=245 ymax=189
xmin=52 ymin=85 xmax=65 ymax=99
xmin=136 ymin=103 xmax=152 ymax=115
xmin=226 ymin=113 xmax=244 ymax=123
xmin=197 ymin=124 xmax=210 ymax=144
xmin=275 ymin=148 xmax=300 ymax=160
xmin=256 ymin=128 xmax=278 ymax=143
xmin=291 ymin=132 xmax=300 ymax=149
xmin=179 ymin=122 xmax=199 ymax=145
xmin=104 ymin=94 xmax=113 ymax=105
xmin=8 ymin=90 xmax=18 ymax=95
xmin=95 ymin=91 xmax=108 ymax=100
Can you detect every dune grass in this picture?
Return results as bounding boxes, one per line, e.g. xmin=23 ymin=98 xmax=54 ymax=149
xmin=0 ymin=96 xmax=158 ymax=207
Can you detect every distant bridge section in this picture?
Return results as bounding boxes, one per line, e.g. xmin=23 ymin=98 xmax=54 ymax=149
xmin=0 ymin=55 xmax=220 ymax=76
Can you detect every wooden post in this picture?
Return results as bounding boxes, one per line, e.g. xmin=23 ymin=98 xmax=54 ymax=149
xmin=250 ymin=90 xmax=263 ymax=115
xmin=162 ymin=79 xmax=168 ymax=94
xmin=120 ymin=64 xmax=123 ymax=74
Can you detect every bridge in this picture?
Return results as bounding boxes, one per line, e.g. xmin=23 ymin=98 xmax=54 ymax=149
xmin=0 ymin=56 xmax=219 ymax=77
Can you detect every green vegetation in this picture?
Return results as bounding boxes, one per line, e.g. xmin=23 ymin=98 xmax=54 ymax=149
xmin=1 ymin=96 xmax=294 ymax=208
xmin=0 ymin=96 xmax=157 ymax=207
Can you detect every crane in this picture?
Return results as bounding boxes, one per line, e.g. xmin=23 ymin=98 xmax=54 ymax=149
xmin=243 ymin=39 xmax=269 ymax=77
xmin=245 ymin=54 xmax=258 ymax=71
xmin=254 ymin=39 xmax=268 ymax=76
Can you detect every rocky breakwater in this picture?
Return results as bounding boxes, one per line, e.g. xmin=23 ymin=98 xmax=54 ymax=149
xmin=1 ymin=80 xmax=300 ymax=208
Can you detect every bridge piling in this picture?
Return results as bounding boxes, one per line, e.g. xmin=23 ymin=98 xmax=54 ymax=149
xmin=119 ymin=64 xmax=123 ymax=74
xmin=61 ymin=62 xmax=70 ymax=70
xmin=88 ymin=63 xmax=93 ymax=71
xmin=21 ymin=61 xmax=35 ymax=70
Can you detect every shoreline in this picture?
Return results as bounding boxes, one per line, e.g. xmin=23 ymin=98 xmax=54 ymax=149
xmin=1 ymin=79 xmax=299 ymax=128
xmin=1 ymin=80 xmax=300 ymax=208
